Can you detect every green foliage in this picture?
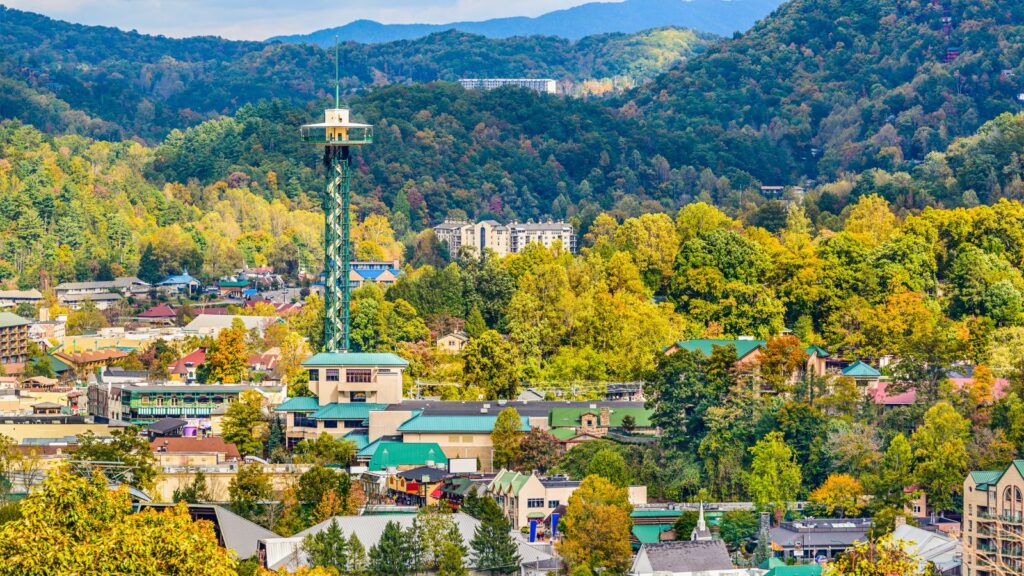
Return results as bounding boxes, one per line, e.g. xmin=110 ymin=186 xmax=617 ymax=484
xmin=491 ymin=408 xmax=524 ymax=470
xmin=172 ymin=471 xmax=210 ymax=504
xmin=463 ymin=330 xmax=520 ymax=400
xmin=672 ymin=510 xmax=699 ymax=541
xmin=229 ymin=462 xmax=272 ymax=521
xmin=294 ymin=434 xmax=358 ymax=466
xmin=470 ymin=499 xmax=521 ymax=575
xmin=303 ymin=519 xmax=348 ymax=572
xmin=221 ymin=390 xmax=268 ymax=457
xmin=717 ymin=510 xmax=759 ymax=551
xmin=747 ymin=432 xmax=802 ymax=518
xmin=585 ymin=448 xmax=630 ymax=487
xmin=368 ymin=520 xmax=416 ymax=576
xmin=73 ymin=426 xmax=157 ymax=491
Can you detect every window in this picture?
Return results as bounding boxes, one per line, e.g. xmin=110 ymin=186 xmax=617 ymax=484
xmin=294 ymin=413 xmax=317 ymax=428
xmin=548 ymin=500 xmax=559 ymax=508
xmin=347 ymin=369 xmax=372 ymax=383
xmin=323 ymin=420 xmax=338 ymax=429
xmin=527 ymin=499 xmax=544 ymax=508
xmin=326 ymin=369 xmax=340 ymax=382
xmin=449 ymin=435 xmax=461 ymax=443
xmin=308 ymin=369 xmax=319 ymax=382
xmin=462 ymin=435 xmax=473 ymax=443
xmin=343 ymin=420 xmax=364 ymax=428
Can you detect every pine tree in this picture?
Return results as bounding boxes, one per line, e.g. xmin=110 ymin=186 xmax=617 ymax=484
xmin=303 ymin=519 xmax=348 ymax=571
xmin=368 ymin=521 xmax=415 ymax=576
xmin=438 ymin=541 xmax=469 ymax=576
xmin=137 ymin=243 xmax=161 ymax=284
xmin=172 ymin=470 xmax=209 ymax=503
xmin=347 ymin=533 xmax=368 ymax=575
xmin=465 ymin=305 xmax=487 ymax=338
xmin=470 ymin=499 xmax=520 ymax=575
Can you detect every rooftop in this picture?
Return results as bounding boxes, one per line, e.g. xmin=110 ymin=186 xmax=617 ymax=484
xmin=549 ymin=406 xmax=653 ymax=428
xmin=633 ymin=540 xmax=733 ymax=573
xmin=309 ymin=402 xmax=389 ymax=421
xmin=302 ymin=352 xmax=408 ymax=368
xmin=842 ymin=360 xmax=880 ymax=378
xmin=365 ymin=441 xmax=446 ymax=471
xmin=397 ymin=414 xmax=530 ymax=433
xmin=0 ymin=312 xmax=31 ymax=329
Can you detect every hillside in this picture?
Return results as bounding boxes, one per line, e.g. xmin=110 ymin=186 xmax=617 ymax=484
xmin=631 ymin=0 xmax=1024 ymax=184
xmin=0 ymin=7 xmax=714 ymax=141
xmin=271 ymin=0 xmax=784 ymax=44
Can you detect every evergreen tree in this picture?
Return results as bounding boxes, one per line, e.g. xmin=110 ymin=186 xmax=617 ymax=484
xmin=438 ymin=541 xmax=469 ymax=576
xmin=303 ymin=519 xmax=348 ymax=571
xmin=347 ymin=533 xmax=368 ymax=575
xmin=367 ymin=521 xmax=415 ymax=576
xmin=465 ymin=305 xmax=487 ymax=338
xmin=137 ymin=243 xmax=161 ymax=284
xmin=470 ymin=498 xmax=520 ymax=575
xmin=172 ymin=470 xmax=209 ymax=503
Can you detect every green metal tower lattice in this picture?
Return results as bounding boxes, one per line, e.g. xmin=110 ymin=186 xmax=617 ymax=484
xmin=300 ymin=43 xmax=372 ymax=352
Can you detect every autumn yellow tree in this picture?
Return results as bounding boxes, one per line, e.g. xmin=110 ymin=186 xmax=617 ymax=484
xmin=558 ymin=475 xmax=634 ymax=575
xmin=823 ymin=536 xmax=926 ymax=575
xmin=0 ymin=465 xmax=236 ymax=575
xmin=206 ymin=318 xmax=250 ymax=383
xmin=759 ymin=335 xmax=808 ymax=393
xmin=810 ymin=473 xmax=866 ymax=517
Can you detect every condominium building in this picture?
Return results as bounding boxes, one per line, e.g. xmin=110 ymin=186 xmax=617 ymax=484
xmin=458 ymin=78 xmax=557 ymax=95
xmin=432 ymin=219 xmax=575 ymax=259
xmin=0 ymin=312 xmax=30 ymax=366
xmin=964 ymin=460 xmax=1024 ymax=575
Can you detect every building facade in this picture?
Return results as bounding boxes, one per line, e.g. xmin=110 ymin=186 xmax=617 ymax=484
xmin=433 ymin=219 xmax=575 ymax=259
xmin=0 ymin=312 xmax=30 ymax=367
xmin=964 ymin=460 xmax=1024 ymax=576
xmin=458 ymin=78 xmax=557 ymax=94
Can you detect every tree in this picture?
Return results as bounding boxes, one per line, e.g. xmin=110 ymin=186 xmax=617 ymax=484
xmin=718 ymin=510 xmax=759 ymax=551
xmin=347 ymin=533 xmax=368 ymax=575
xmin=865 ymin=433 xmax=915 ymax=511
xmin=66 ymin=299 xmax=110 ymax=335
xmin=173 ymin=470 xmax=210 ymax=503
xmin=747 ymin=432 xmax=802 ymax=520
xmin=645 ymin=347 xmax=735 ymax=451
xmin=368 ymin=520 xmax=416 ymax=576
xmin=0 ymin=465 xmax=235 ymax=576
xmin=296 ymin=466 xmax=352 ymax=515
xmin=74 ymin=426 xmax=157 ymax=490
xmin=229 ymin=462 xmax=272 ymax=520
xmin=621 ymin=415 xmax=637 ymax=434
xmin=221 ymin=389 xmax=267 ymax=457
xmin=438 ymin=541 xmax=469 ymax=576
xmin=515 ymin=428 xmax=560 ymax=473
xmin=558 ymin=475 xmax=633 ymax=575
xmin=463 ymin=330 xmax=520 ymax=399
xmin=585 ymin=448 xmax=630 ymax=487
xmin=759 ymin=335 xmax=807 ymax=392
xmin=206 ymin=318 xmax=250 ymax=383
xmin=294 ymin=434 xmax=357 ymax=466
xmin=810 ymin=474 xmax=865 ymax=517
xmin=491 ymin=408 xmax=523 ymax=470
xmin=22 ymin=343 xmax=54 ymax=378
xmin=911 ymin=401 xmax=970 ymax=514
xmin=672 ymin=510 xmax=699 ymax=541
xmin=823 ymin=536 xmax=926 ymax=576
xmin=414 ymin=505 xmax=465 ymax=570
xmin=465 ymin=305 xmax=486 ymax=338
xmin=470 ymin=498 xmax=521 ymax=575
xmin=303 ymin=518 xmax=348 ymax=572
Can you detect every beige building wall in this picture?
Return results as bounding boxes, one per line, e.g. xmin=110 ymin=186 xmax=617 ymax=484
xmin=368 ymin=410 xmax=414 ymax=442
xmin=964 ymin=463 xmax=1024 ymax=576
xmin=310 ymin=367 xmax=403 ymax=405
xmin=0 ymin=423 xmax=113 ymax=442
xmin=401 ymin=431 xmax=496 ymax=470
xmin=154 ymin=465 xmax=310 ymax=502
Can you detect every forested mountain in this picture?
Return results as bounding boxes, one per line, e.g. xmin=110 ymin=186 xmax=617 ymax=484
xmin=271 ymin=0 xmax=783 ymax=44
xmin=631 ymin=0 xmax=1024 ymax=185
xmin=0 ymin=6 xmax=713 ymax=141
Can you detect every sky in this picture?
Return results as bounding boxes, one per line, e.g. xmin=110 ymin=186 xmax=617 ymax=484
xmin=7 ymin=0 xmax=596 ymax=40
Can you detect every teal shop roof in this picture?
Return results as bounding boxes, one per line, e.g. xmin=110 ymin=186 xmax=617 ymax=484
xmin=842 ymin=361 xmax=881 ymax=378
xmin=805 ymin=345 xmax=830 ymax=358
xmin=398 ymin=414 xmax=530 ymax=433
xmin=669 ymin=339 xmax=766 ymax=358
xmin=302 ymin=352 xmax=408 ymax=367
xmin=366 ymin=441 xmax=446 ymax=470
xmin=310 ymin=403 xmax=389 ymax=420
xmin=343 ymin=431 xmax=370 ymax=451
xmin=274 ymin=397 xmax=320 ymax=412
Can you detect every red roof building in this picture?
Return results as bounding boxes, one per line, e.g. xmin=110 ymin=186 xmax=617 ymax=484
xmin=138 ymin=303 xmax=176 ymax=320
xmin=169 ymin=349 xmax=207 ymax=382
xmin=151 ymin=436 xmax=242 ymax=465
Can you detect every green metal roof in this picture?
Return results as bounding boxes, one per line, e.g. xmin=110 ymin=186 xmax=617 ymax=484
xmin=760 ymin=558 xmax=786 ymax=570
xmin=549 ymin=407 xmax=653 ymax=428
xmin=630 ymin=509 xmax=683 ymax=519
xmin=0 ymin=312 xmax=30 ymax=329
xmin=366 ymin=441 xmax=446 ymax=470
xmin=631 ymin=524 xmax=673 ymax=544
xmin=970 ymin=470 xmax=1002 ymax=489
xmin=309 ymin=403 xmax=389 ymax=420
xmin=805 ymin=345 xmax=830 ymax=358
xmin=218 ymin=280 xmax=249 ymax=287
xmin=670 ymin=338 xmax=765 ymax=359
xmin=766 ymin=565 xmax=823 ymax=576
xmin=357 ymin=438 xmax=381 ymax=458
xmin=274 ymin=397 xmax=321 ymax=412
xmin=398 ymin=415 xmax=530 ymax=433
xmin=302 ymin=352 xmax=408 ymax=367
xmin=842 ymin=361 xmax=880 ymax=378
xmin=549 ymin=428 xmax=580 ymax=441
xmin=343 ymin=431 xmax=370 ymax=451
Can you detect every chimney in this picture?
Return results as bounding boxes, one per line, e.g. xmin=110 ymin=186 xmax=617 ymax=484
xmin=600 ymin=408 xmax=610 ymax=427
xmin=38 ymin=307 xmax=49 ymax=322
xmin=894 ymin=515 xmax=906 ymax=528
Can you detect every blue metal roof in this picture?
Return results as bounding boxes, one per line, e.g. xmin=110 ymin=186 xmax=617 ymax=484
xmin=159 ymin=273 xmax=198 ymax=285
xmin=842 ymin=360 xmax=880 ymax=378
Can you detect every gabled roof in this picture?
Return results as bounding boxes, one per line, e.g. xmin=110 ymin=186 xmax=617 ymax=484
xmin=365 ymin=441 xmax=446 ymax=470
xmin=146 ymin=417 xmax=187 ymax=435
xmin=343 ymin=430 xmax=370 ymax=450
xmin=169 ymin=349 xmax=207 ymax=375
xmin=670 ymin=338 xmax=766 ymax=359
xmin=395 ymin=466 xmax=447 ymax=482
xmin=0 ymin=312 xmax=31 ymax=329
xmin=159 ymin=272 xmax=198 ymax=285
xmin=137 ymin=503 xmax=278 ymax=559
xmin=302 ymin=352 xmax=408 ymax=367
xmin=398 ymin=414 xmax=530 ymax=433
xmin=274 ymin=397 xmax=321 ymax=412
xmin=766 ymin=566 xmax=823 ymax=576
xmin=632 ymin=524 xmax=674 ymax=544
xmin=138 ymin=303 xmax=176 ymax=318
xmin=842 ymin=360 xmax=880 ymax=378
xmin=309 ymin=402 xmax=389 ymax=421
xmin=805 ymin=345 xmax=830 ymax=358
xmin=970 ymin=469 xmax=1003 ymax=489
xmin=633 ymin=540 xmax=733 ymax=573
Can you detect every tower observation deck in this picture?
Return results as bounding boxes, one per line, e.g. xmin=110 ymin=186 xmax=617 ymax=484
xmin=301 ymin=106 xmax=372 ymax=352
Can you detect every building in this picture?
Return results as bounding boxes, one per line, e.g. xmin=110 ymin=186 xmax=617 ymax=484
xmin=182 ymin=314 xmax=278 ymax=337
xmin=769 ymin=518 xmax=871 ymax=561
xmin=54 ymin=277 xmax=149 ymax=298
xmin=458 ymin=78 xmax=557 ymax=94
xmin=0 ymin=312 xmax=31 ymax=367
xmin=840 ymin=360 xmax=881 ymax=386
xmin=350 ymin=261 xmax=401 ymax=289
xmin=386 ymin=465 xmax=448 ymax=506
xmin=0 ymin=289 xmax=42 ymax=309
xmin=630 ymin=540 xmax=745 ymax=576
xmin=488 ymin=469 xmax=647 ymax=530
xmin=157 ymin=271 xmax=200 ymax=295
xmin=433 ymin=219 xmax=575 ymax=259
xmin=59 ymin=292 xmax=124 ymax=311
xmin=436 ymin=330 xmax=469 ymax=353
xmin=151 ymin=436 xmax=242 ymax=467
xmin=136 ymin=503 xmax=278 ymax=560
xmin=509 ymin=221 xmax=577 ymax=253
xmin=964 ymin=460 xmax=1024 ymax=576
xmin=397 ymin=414 xmax=530 ymax=471
xmin=137 ymin=303 xmax=176 ymax=324
xmin=548 ymin=405 xmax=656 ymax=438
xmin=89 ymin=383 xmax=257 ymax=425
xmin=218 ymin=279 xmax=250 ymax=299
xmin=664 ymin=338 xmax=829 ymax=379
xmin=169 ymin=349 xmax=207 ymax=383
xmin=259 ymin=511 xmax=555 ymax=573
xmin=890 ymin=520 xmax=962 ymax=576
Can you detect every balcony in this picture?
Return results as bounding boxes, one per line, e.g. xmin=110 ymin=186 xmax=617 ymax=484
xmin=979 ymin=511 xmax=1024 ymax=523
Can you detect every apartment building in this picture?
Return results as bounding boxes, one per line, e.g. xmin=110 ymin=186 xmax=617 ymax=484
xmin=964 ymin=460 xmax=1024 ymax=576
xmin=433 ymin=219 xmax=575 ymax=259
xmin=0 ymin=312 xmax=31 ymax=367
xmin=458 ymin=78 xmax=557 ymax=94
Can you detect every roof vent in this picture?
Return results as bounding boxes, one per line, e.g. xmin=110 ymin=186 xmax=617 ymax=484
xmin=737 ymin=335 xmax=755 ymax=340
xmin=497 ymin=399 xmax=507 ymax=405
xmin=480 ymin=408 xmax=488 ymax=414
xmin=589 ymin=404 xmax=597 ymax=409
xmin=483 ymin=403 xmax=491 ymax=409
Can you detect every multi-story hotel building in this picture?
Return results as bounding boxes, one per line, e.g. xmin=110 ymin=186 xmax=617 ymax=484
xmin=0 ymin=312 xmax=30 ymax=367
xmin=457 ymin=78 xmax=557 ymax=94
xmin=964 ymin=461 xmax=1024 ymax=575
xmin=432 ymin=219 xmax=575 ymax=259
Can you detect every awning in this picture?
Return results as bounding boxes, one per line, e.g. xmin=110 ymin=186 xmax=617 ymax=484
xmin=527 ymin=512 xmax=545 ymax=519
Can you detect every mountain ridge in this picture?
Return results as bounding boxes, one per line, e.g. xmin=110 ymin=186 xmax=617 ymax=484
xmin=269 ymin=0 xmax=784 ymax=45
